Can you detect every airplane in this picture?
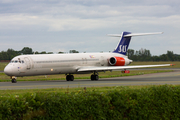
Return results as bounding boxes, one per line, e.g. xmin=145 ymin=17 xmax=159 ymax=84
xmin=4 ymin=31 xmax=173 ymax=83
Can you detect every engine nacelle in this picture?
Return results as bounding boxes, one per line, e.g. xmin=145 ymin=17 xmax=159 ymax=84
xmin=109 ymin=57 xmax=132 ymax=66
xmin=109 ymin=57 xmax=125 ymax=66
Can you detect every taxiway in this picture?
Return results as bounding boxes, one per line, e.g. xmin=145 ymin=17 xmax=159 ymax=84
xmin=0 ymin=70 xmax=180 ymax=90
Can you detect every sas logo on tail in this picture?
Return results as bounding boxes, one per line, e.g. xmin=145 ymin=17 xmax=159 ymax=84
xmin=118 ymin=45 xmax=127 ymax=53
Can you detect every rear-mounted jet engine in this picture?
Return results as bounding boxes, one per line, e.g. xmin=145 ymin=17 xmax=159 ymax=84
xmin=109 ymin=57 xmax=132 ymax=66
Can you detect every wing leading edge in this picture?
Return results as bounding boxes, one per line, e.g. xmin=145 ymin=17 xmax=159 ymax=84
xmin=77 ymin=64 xmax=172 ymax=72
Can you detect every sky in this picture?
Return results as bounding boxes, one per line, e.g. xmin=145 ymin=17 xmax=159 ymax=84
xmin=0 ymin=0 xmax=180 ymax=55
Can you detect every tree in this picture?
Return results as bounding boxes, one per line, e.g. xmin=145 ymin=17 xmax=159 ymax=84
xmin=167 ymin=51 xmax=174 ymax=61
xmin=127 ymin=49 xmax=134 ymax=59
xmin=58 ymin=52 xmax=64 ymax=54
xmin=0 ymin=51 xmax=8 ymax=60
xmin=6 ymin=49 xmax=19 ymax=60
xmin=152 ymin=56 xmax=160 ymax=61
xmin=40 ymin=51 xmax=47 ymax=54
xmin=69 ymin=50 xmax=79 ymax=53
xmin=20 ymin=47 xmax=33 ymax=54
xmin=159 ymin=54 xmax=168 ymax=61
xmin=47 ymin=52 xmax=53 ymax=54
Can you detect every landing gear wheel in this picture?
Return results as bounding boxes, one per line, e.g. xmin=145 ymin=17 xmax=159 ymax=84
xmin=70 ymin=75 xmax=74 ymax=81
xmin=66 ymin=75 xmax=74 ymax=81
xmin=91 ymin=75 xmax=99 ymax=81
xmin=12 ymin=78 xmax=17 ymax=83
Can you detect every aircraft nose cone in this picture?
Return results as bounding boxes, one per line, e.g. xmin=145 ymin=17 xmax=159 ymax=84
xmin=4 ymin=66 xmax=12 ymax=76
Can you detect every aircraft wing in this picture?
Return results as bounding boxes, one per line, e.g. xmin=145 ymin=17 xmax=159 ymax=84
xmin=77 ymin=64 xmax=173 ymax=72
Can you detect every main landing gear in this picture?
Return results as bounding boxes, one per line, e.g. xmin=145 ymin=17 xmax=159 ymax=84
xmin=91 ymin=71 xmax=99 ymax=81
xmin=66 ymin=75 xmax=74 ymax=81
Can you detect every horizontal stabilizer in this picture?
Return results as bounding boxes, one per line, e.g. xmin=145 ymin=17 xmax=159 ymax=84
xmin=108 ymin=32 xmax=163 ymax=37
xmin=107 ymin=34 xmax=122 ymax=37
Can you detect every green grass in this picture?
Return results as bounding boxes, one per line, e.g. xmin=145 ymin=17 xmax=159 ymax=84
xmin=0 ymin=62 xmax=8 ymax=71
xmin=0 ymin=84 xmax=178 ymax=97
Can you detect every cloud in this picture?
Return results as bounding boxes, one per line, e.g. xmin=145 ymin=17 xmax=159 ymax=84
xmin=0 ymin=0 xmax=180 ymax=55
xmin=1 ymin=13 xmax=180 ymax=32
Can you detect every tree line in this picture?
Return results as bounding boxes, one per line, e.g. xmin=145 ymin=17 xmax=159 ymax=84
xmin=0 ymin=47 xmax=179 ymax=61
xmin=127 ymin=48 xmax=180 ymax=61
xmin=0 ymin=47 xmax=79 ymax=60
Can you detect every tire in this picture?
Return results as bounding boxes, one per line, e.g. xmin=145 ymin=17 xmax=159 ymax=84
xmin=70 ymin=75 xmax=74 ymax=81
xmin=12 ymin=79 xmax=17 ymax=83
xmin=95 ymin=75 xmax=99 ymax=81
xmin=91 ymin=75 xmax=95 ymax=81
xmin=91 ymin=75 xmax=99 ymax=81
xmin=66 ymin=75 xmax=74 ymax=81
xmin=66 ymin=75 xmax=70 ymax=81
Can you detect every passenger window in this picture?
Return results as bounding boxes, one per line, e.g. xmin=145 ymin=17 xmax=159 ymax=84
xmin=11 ymin=61 xmax=14 ymax=63
xmin=22 ymin=60 xmax=24 ymax=63
xmin=15 ymin=60 xmax=18 ymax=63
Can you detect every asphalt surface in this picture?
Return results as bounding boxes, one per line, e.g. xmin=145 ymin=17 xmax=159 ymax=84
xmin=0 ymin=70 xmax=180 ymax=90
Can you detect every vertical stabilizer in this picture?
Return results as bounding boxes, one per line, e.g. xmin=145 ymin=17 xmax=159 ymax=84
xmin=113 ymin=32 xmax=131 ymax=55
xmin=109 ymin=31 xmax=163 ymax=55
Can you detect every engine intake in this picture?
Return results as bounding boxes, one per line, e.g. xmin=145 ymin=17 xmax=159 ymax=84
xmin=109 ymin=57 xmax=125 ymax=66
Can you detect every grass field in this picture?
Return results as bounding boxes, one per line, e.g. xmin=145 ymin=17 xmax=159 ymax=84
xmin=0 ymin=84 xmax=175 ymax=96
xmin=0 ymin=62 xmax=7 ymax=71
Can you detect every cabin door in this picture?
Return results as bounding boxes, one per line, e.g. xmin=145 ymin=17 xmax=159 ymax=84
xmin=24 ymin=57 xmax=31 ymax=69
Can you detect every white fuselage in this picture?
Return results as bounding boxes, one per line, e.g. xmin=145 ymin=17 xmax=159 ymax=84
xmin=4 ymin=52 xmax=131 ymax=77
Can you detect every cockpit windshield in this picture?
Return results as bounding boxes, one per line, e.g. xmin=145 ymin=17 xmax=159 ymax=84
xmin=10 ymin=60 xmax=25 ymax=63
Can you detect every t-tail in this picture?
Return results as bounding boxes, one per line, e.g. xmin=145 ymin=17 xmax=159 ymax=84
xmin=108 ymin=31 xmax=163 ymax=55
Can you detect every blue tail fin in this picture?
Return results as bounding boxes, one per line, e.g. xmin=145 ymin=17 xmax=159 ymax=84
xmin=113 ymin=32 xmax=131 ymax=55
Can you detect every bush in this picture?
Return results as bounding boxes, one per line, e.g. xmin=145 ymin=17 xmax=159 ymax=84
xmin=0 ymin=85 xmax=180 ymax=119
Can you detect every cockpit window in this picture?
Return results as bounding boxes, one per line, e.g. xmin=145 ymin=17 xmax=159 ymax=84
xmin=10 ymin=60 xmax=24 ymax=63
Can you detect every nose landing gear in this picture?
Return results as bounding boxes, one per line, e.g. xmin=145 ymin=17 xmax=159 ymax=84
xmin=12 ymin=78 xmax=17 ymax=83
xmin=11 ymin=76 xmax=17 ymax=83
